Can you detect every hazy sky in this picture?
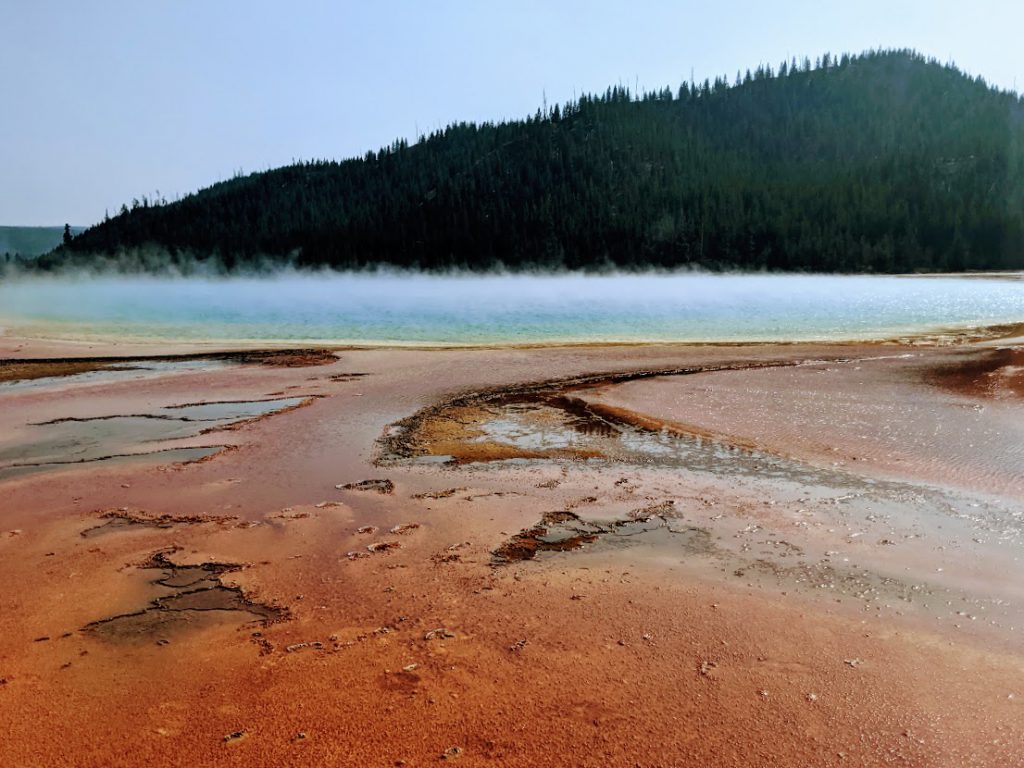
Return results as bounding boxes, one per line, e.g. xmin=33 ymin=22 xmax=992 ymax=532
xmin=3 ymin=0 xmax=1022 ymax=226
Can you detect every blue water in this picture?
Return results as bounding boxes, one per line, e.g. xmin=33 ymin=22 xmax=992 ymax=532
xmin=0 ymin=272 xmax=1021 ymax=344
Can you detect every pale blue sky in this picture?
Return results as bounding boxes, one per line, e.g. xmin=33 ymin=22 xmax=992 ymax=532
xmin=3 ymin=0 xmax=1022 ymax=225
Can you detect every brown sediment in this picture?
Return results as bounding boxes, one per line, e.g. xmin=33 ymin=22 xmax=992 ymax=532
xmin=412 ymin=487 xmax=467 ymax=499
xmin=80 ymin=508 xmax=234 ymax=538
xmin=365 ymin=541 xmax=402 ymax=553
xmin=387 ymin=385 xmax=756 ymax=466
xmin=0 ymin=358 xmax=119 ymax=383
xmin=492 ymin=510 xmax=601 ymax=562
xmin=0 ymin=348 xmax=337 ymax=384
xmin=82 ymin=550 xmax=287 ymax=640
xmin=925 ymin=346 xmax=1024 ymax=399
xmin=338 ymin=478 xmax=395 ymax=494
xmin=233 ymin=349 xmax=338 ymax=367
xmin=413 ymin=411 xmax=585 ymax=462
xmin=394 ymin=398 xmax=590 ymax=463
xmin=164 ymin=395 xmax=316 ymax=409
xmin=389 ymin=523 xmax=420 ymax=535
xmin=391 ymin=403 xmax=536 ymax=463
xmin=32 ymin=412 xmax=194 ymax=426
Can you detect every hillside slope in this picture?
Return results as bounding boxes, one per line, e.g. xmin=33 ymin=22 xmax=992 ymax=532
xmin=52 ymin=50 xmax=1024 ymax=273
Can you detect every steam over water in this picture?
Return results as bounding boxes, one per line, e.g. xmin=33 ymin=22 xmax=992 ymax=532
xmin=1 ymin=273 xmax=1022 ymax=344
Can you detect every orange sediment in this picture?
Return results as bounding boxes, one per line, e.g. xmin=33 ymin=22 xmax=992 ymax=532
xmin=1 ymin=339 xmax=1023 ymax=766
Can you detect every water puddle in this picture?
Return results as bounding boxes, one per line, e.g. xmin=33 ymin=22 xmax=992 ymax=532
xmin=0 ymin=349 xmax=337 ymax=391
xmin=82 ymin=550 xmax=286 ymax=641
xmin=0 ymin=397 xmax=306 ymax=480
xmin=164 ymin=398 xmax=306 ymax=421
xmin=0 ymin=446 xmax=222 ymax=482
xmin=0 ymin=358 xmax=232 ymax=392
xmin=493 ymin=506 xmax=713 ymax=564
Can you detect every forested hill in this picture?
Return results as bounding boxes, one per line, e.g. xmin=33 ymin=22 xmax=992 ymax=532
xmin=52 ymin=50 xmax=1024 ymax=273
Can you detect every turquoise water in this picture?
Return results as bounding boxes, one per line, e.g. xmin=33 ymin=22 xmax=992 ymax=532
xmin=0 ymin=273 xmax=1022 ymax=344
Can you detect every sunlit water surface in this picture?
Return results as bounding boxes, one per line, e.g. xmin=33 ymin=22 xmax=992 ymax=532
xmin=1 ymin=273 xmax=1022 ymax=344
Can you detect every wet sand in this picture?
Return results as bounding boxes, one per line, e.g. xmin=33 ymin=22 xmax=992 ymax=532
xmin=1 ymin=337 xmax=1023 ymax=766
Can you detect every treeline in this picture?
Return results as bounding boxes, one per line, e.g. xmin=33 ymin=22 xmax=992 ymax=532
xmin=48 ymin=49 xmax=1024 ymax=273
xmin=1 ymin=226 xmax=81 ymax=262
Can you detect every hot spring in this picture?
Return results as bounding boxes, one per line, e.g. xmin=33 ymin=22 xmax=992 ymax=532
xmin=1 ymin=272 xmax=1022 ymax=345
